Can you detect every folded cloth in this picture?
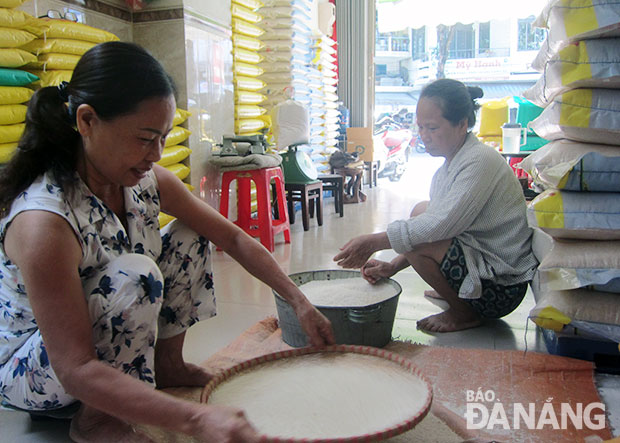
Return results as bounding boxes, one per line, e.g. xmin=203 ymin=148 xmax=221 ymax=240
xmin=209 ymin=153 xmax=282 ymax=171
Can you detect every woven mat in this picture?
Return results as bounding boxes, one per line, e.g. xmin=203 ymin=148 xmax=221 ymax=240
xmin=137 ymin=317 xmax=612 ymax=442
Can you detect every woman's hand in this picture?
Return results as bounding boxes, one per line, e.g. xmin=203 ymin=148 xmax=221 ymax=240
xmin=333 ymin=234 xmax=379 ymax=269
xmin=361 ymin=259 xmax=397 ymax=284
xmin=293 ymin=300 xmax=335 ymax=346
xmin=191 ymin=405 xmax=260 ymax=443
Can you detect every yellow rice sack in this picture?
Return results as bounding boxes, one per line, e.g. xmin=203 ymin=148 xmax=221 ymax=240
xmin=235 ymin=105 xmax=266 ymax=119
xmin=165 ymin=162 xmax=190 ymax=180
xmin=27 ymin=53 xmax=80 ymax=71
xmin=0 ymin=141 xmax=16 ymax=163
xmin=232 ymin=34 xmax=264 ymax=51
xmin=0 ymin=103 xmax=25 ymax=124
xmin=173 ymin=108 xmax=191 ymax=126
xmin=234 ymin=75 xmax=265 ymax=91
xmin=36 ymin=18 xmax=119 ymax=44
xmin=158 ymin=212 xmax=175 ymax=228
xmin=231 ymin=3 xmax=263 ymax=24
xmin=232 ymin=18 xmax=265 ymax=38
xmin=235 ymin=117 xmax=267 ymax=134
xmin=0 ymin=27 xmax=36 ymax=47
xmin=157 ymin=145 xmax=192 ymax=167
xmin=0 ymin=8 xmax=36 ymax=29
xmin=235 ymin=90 xmax=266 ymax=105
xmin=28 ymin=69 xmax=72 ymax=87
xmin=233 ymin=61 xmax=264 ymax=78
xmin=0 ymin=48 xmax=37 ymax=68
xmin=0 ymin=122 xmax=23 ymax=142
xmin=233 ymin=47 xmax=264 ymax=64
xmin=164 ymin=126 xmax=191 ymax=147
xmin=20 ymin=38 xmax=96 ymax=56
xmin=233 ymin=0 xmax=264 ymax=10
xmin=0 ymin=85 xmax=32 ymax=104
xmin=0 ymin=0 xmax=27 ymax=7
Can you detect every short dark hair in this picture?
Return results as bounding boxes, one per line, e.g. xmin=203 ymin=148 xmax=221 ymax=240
xmin=420 ymin=78 xmax=483 ymax=129
xmin=0 ymin=42 xmax=176 ymax=216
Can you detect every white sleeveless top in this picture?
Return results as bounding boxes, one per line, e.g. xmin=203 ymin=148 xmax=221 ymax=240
xmin=0 ymin=171 xmax=162 ymax=367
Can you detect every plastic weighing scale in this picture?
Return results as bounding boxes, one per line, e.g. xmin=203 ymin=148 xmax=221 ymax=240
xmin=280 ymin=143 xmax=318 ymax=184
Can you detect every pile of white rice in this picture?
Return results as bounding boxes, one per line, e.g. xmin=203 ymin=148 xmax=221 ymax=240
xmin=207 ymin=352 xmax=429 ymax=440
xmin=299 ymin=278 xmax=397 ymax=307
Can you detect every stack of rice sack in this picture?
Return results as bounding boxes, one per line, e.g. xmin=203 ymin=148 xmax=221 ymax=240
xmin=23 ymin=17 xmax=118 ymax=88
xmin=305 ymin=63 xmax=328 ymax=167
xmin=308 ymin=34 xmax=339 ymax=173
xmin=258 ymin=0 xmax=313 ymax=157
xmin=0 ymin=3 xmax=38 ymax=163
xmin=231 ymin=0 xmax=270 ymax=137
xmin=157 ymin=107 xmax=192 ymax=228
xmin=521 ymin=0 xmax=620 ymax=359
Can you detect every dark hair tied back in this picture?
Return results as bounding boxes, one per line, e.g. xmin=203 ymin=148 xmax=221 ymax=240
xmin=420 ymin=78 xmax=483 ymax=129
xmin=0 ymin=41 xmax=177 ymax=217
xmin=467 ymin=85 xmax=484 ymax=101
xmin=57 ymin=81 xmax=69 ymax=102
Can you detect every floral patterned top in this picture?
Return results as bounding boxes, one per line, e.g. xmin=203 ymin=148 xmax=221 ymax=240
xmin=0 ymin=171 xmax=162 ymax=367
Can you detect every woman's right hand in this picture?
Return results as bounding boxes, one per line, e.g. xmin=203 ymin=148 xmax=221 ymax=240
xmin=191 ymin=405 xmax=260 ymax=443
xmin=361 ymin=259 xmax=396 ymax=284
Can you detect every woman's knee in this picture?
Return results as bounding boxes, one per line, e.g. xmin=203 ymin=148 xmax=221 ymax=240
xmin=405 ymin=238 xmax=453 ymax=267
xmin=85 ymin=253 xmax=164 ymax=320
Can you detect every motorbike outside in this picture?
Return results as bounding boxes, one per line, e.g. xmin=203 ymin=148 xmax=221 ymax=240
xmin=373 ymin=115 xmax=420 ymax=181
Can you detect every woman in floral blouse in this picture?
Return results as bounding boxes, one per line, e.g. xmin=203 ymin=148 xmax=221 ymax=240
xmin=0 ymin=42 xmax=334 ymax=442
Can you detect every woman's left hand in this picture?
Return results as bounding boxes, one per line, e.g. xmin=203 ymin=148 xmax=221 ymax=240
xmin=333 ymin=234 xmax=378 ymax=269
xmin=293 ymin=301 xmax=335 ymax=346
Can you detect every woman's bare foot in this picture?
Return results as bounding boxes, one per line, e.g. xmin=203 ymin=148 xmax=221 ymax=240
xmin=417 ymin=309 xmax=482 ymax=332
xmin=155 ymin=361 xmax=213 ymax=389
xmin=70 ymin=404 xmax=154 ymax=443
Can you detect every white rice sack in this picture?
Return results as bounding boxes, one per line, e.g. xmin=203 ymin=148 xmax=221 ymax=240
xmin=260 ymin=71 xmax=308 ymax=84
xmin=525 ymin=38 xmax=620 ymax=107
xmin=532 ymin=0 xmax=620 ymax=71
xmin=539 ymin=239 xmax=620 ymax=293
xmin=262 ymin=0 xmax=313 ymax=11
xmin=529 ymin=88 xmax=620 ymax=146
xmin=527 ymin=189 xmax=620 ymax=240
xmin=262 ymin=29 xmax=310 ymax=46
xmin=259 ymin=47 xmax=311 ymax=64
xmin=520 ymin=139 xmax=620 ymax=192
xmin=530 ymin=288 xmax=620 ymax=342
xmin=259 ymin=17 xmax=311 ymax=34
xmin=271 ymin=99 xmax=309 ymax=149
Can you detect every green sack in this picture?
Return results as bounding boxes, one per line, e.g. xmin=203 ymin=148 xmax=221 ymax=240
xmin=0 ymin=68 xmax=38 ymax=86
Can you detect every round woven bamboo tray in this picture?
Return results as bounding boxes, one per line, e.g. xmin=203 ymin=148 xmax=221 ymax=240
xmin=201 ymin=345 xmax=433 ymax=442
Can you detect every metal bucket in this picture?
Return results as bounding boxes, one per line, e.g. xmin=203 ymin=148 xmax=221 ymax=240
xmin=274 ymin=270 xmax=402 ymax=348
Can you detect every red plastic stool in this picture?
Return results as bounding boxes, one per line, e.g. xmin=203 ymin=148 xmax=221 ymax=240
xmin=218 ymin=166 xmax=290 ymax=252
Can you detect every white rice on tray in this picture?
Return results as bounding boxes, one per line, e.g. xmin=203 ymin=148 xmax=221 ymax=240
xmin=207 ymin=352 xmax=429 ymax=440
xmin=299 ymin=278 xmax=397 ymax=307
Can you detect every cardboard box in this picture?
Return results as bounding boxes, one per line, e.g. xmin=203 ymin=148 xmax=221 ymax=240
xmin=346 ymin=127 xmax=375 ymax=162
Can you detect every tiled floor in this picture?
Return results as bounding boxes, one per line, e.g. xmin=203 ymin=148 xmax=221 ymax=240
xmin=1 ymin=153 xmax=618 ymax=440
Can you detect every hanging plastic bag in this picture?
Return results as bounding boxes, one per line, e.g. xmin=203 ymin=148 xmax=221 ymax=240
xmin=271 ymin=99 xmax=308 ymax=148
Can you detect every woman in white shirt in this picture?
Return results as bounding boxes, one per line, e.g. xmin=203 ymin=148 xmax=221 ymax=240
xmin=334 ymin=78 xmax=538 ymax=333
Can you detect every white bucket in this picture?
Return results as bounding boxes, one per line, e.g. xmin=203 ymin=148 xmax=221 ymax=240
xmin=501 ymin=124 xmax=527 ymax=154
